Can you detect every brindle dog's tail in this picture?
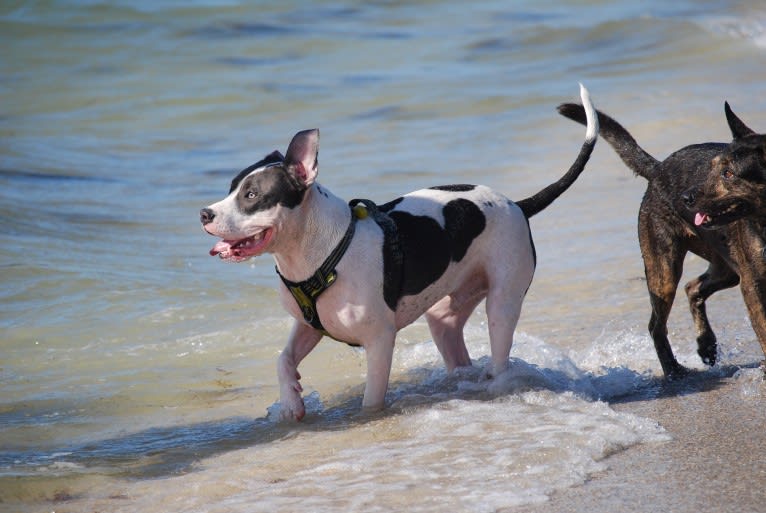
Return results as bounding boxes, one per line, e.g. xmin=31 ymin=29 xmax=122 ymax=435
xmin=517 ymin=84 xmax=599 ymax=218
xmin=557 ymin=100 xmax=660 ymax=182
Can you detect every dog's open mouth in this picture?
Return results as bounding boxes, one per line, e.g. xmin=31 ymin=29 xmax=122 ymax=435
xmin=694 ymin=202 xmax=748 ymax=228
xmin=209 ymin=228 xmax=273 ymax=262
xmin=694 ymin=212 xmax=713 ymax=227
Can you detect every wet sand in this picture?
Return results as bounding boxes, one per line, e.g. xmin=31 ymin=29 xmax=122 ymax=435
xmin=515 ymin=369 xmax=766 ymax=513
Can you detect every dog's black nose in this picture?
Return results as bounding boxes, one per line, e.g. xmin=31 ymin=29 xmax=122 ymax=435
xmin=681 ymin=189 xmax=696 ymax=207
xmin=200 ymin=208 xmax=215 ymax=225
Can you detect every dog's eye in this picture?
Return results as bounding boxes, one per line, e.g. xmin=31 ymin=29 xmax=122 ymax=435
xmin=246 ymin=190 xmax=256 ymax=199
xmin=721 ymin=169 xmax=735 ymax=180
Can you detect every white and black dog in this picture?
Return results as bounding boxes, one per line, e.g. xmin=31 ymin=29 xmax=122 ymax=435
xmin=201 ymin=85 xmax=598 ymax=421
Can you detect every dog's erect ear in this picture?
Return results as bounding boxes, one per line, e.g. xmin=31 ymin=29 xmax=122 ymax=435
xmin=284 ymin=129 xmax=319 ymax=187
xmin=724 ymin=102 xmax=756 ymax=140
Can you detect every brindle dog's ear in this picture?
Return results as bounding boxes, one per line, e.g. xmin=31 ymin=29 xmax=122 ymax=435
xmin=724 ymin=101 xmax=756 ymax=140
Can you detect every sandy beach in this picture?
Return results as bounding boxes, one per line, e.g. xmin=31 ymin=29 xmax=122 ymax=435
xmin=514 ymin=369 xmax=766 ymax=513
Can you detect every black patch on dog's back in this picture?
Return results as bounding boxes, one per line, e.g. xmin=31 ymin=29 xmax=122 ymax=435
xmin=390 ymin=212 xmax=452 ymax=297
xmin=387 ymin=198 xmax=486 ymax=300
xmin=429 ymin=184 xmax=477 ymax=192
xmin=444 ymin=198 xmax=486 ymax=260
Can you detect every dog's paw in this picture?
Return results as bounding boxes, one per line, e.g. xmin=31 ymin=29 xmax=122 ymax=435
xmin=279 ymin=398 xmax=306 ymax=422
xmin=278 ymin=387 xmax=306 ymax=422
xmin=480 ymin=360 xmax=509 ymax=381
xmin=696 ymin=334 xmax=718 ymax=366
xmin=665 ymin=364 xmax=691 ymax=381
xmin=698 ymin=350 xmax=717 ymax=367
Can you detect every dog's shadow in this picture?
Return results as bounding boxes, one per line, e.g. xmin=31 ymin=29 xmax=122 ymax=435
xmin=18 ymin=359 xmax=757 ymax=481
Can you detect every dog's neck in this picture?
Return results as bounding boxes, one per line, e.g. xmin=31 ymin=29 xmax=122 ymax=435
xmin=272 ymin=183 xmax=352 ymax=282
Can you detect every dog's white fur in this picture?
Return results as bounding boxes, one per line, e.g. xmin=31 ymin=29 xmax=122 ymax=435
xmin=203 ymin=85 xmax=597 ymax=421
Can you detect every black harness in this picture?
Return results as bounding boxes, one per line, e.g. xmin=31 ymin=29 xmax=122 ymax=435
xmin=276 ymin=199 xmax=402 ymax=337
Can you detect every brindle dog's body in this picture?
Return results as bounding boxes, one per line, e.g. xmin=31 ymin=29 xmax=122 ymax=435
xmin=559 ymin=102 xmax=766 ymax=376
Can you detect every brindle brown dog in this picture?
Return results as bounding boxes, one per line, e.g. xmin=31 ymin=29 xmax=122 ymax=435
xmin=558 ymin=101 xmax=766 ymax=377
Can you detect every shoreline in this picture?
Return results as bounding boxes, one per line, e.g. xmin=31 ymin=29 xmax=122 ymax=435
xmin=3 ymin=364 xmax=765 ymax=512
xmin=514 ymin=366 xmax=766 ymax=513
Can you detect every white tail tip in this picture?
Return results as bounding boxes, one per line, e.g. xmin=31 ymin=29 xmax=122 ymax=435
xmin=579 ymin=83 xmax=599 ymax=144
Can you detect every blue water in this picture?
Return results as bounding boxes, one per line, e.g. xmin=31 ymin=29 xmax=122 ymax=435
xmin=2 ymin=1 xmax=766 ymax=511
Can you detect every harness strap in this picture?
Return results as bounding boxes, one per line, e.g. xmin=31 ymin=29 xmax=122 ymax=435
xmin=276 ymin=207 xmax=357 ymax=333
xmin=349 ymin=199 xmax=404 ymax=311
xmin=276 ymin=199 xmax=404 ymax=337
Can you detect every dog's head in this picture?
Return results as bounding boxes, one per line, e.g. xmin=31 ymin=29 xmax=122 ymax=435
xmin=684 ymin=103 xmax=766 ymax=228
xmin=200 ymin=129 xmax=319 ymax=262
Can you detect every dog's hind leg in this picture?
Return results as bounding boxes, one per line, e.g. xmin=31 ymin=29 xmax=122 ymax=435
xmin=425 ymin=295 xmax=479 ymax=371
xmin=684 ymin=259 xmax=739 ymax=366
xmin=484 ymin=288 xmax=527 ymax=378
xmin=481 ymin=232 xmax=535 ymax=378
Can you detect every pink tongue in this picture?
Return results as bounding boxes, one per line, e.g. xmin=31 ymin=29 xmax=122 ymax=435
xmin=694 ymin=213 xmax=709 ymax=226
xmin=210 ymin=240 xmax=233 ymax=256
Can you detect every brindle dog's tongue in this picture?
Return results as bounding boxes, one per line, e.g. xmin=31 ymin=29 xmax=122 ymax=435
xmin=694 ymin=212 xmax=711 ymax=226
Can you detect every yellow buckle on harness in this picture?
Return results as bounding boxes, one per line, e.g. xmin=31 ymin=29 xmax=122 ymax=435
xmin=352 ymin=203 xmax=368 ymax=220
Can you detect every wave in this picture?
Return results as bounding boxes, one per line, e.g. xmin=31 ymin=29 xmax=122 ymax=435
xmin=699 ymin=8 xmax=766 ymax=49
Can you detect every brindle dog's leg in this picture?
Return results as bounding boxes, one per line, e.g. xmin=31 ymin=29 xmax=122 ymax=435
xmin=740 ymin=281 xmax=766 ymax=370
xmin=640 ymin=217 xmax=689 ymax=377
xmin=684 ymin=258 xmax=740 ymax=366
xmin=733 ymin=225 xmax=766 ymax=369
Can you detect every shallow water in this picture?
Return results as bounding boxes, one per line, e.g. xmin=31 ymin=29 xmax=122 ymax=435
xmin=2 ymin=0 xmax=766 ymax=511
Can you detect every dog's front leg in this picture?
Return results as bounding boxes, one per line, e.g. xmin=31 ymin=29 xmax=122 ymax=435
xmin=361 ymin=330 xmax=396 ymax=412
xmin=739 ymin=278 xmax=766 ymax=369
xmin=733 ymin=227 xmax=766 ymax=370
xmin=277 ymin=322 xmax=323 ymax=421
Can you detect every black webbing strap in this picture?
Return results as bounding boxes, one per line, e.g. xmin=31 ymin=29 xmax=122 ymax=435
xmin=276 ymin=198 xmax=404 ymax=335
xmin=276 ymin=207 xmax=356 ymax=332
xmin=349 ymin=199 xmax=404 ymax=312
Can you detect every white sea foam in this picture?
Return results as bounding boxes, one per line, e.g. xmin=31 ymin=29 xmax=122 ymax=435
xmin=97 ymin=330 xmax=670 ymax=513
xmin=30 ymin=327 xmax=674 ymax=512
xmin=700 ymin=12 xmax=766 ymax=49
xmin=733 ymin=367 xmax=766 ymax=399
xmin=392 ymin=328 xmax=660 ymax=403
xmin=104 ymin=393 xmax=667 ymax=513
